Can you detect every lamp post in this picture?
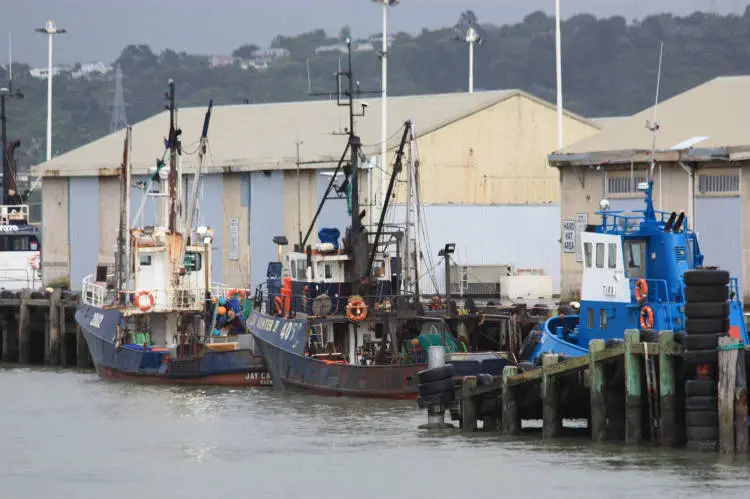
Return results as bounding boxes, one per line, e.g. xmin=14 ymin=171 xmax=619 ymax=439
xmin=438 ymin=243 xmax=456 ymax=346
xmin=35 ymin=20 xmax=66 ymax=162
xmin=555 ymin=0 xmax=563 ymax=150
xmin=0 ymin=87 xmax=24 ymax=204
xmin=463 ymin=27 xmax=482 ymax=93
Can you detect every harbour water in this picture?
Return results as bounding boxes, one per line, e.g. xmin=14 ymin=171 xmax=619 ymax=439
xmin=1 ymin=366 xmax=749 ymax=499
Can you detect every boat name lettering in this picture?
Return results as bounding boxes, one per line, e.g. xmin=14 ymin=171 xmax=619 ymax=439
xmin=0 ymin=225 xmax=18 ymax=232
xmin=245 ymin=372 xmax=271 ymax=380
xmin=89 ymin=312 xmax=104 ymax=328
xmin=602 ymin=284 xmax=616 ymax=297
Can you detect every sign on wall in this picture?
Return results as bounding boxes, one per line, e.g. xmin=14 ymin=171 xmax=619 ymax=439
xmin=575 ymin=213 xmax=588 ymax=262
xmin=229 ymin=216 xmax=240 ymax=261
xmin=562 ymin=220 xmax=576 ymax=253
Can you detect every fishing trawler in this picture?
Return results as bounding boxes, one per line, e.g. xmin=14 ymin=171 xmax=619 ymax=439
xmin=76 ymin=81 xmax=268 ymax=386
xmin=247 ymin=41 xmax=531 ymax=398
xmin=527 ymin=178 xmax=749 ymax=364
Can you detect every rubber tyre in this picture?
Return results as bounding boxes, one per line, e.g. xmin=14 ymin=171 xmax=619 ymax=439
xmin=684 ymin=269 xmax=730 ymax=286
xmin=417 ymin=377 xmax=454 ymax=397
xmin=417 ymin=364 xmax=454 ymax=384
xmin=685 ymin=396 xmax=717 ymax=411
xmin=684 ymin=302 xmax=729 ymax=319
xmin=674 ymin=332 xmax=685 ymax=345
xmin=639 ymin=329 xmax=659 ymax=343
xmin=518 ymin=361 xmax=535 ymax=372
xmin=518 ymin=330 xmax=540 ymax=361
xmin=686 ymin=410 xmax=719 ymax=427
xmin=684 ymin=350 xmax=718 ymax=366
xmin=476 ymin=373 xmax=494 ymax=386
xmin=685 ymin=379 xmax=717 ymax=397
xmin=684 ymin=318 xmax=728 ymax=335
xmin=686 ymin=426 xmax=719 ymax=441
xmin=684 ymin=285 xmax=729 ymax=303
xmin=418 ymin=389 xmax=455 ymax=407
xmin=683 ymin=333 xmax=723 ymax=350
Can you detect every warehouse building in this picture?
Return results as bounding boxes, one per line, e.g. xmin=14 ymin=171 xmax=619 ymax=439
xmin=550 ymin=75 xmax=750 ymax=303
xmin=32 ymin=89 xmax=600 ymax=292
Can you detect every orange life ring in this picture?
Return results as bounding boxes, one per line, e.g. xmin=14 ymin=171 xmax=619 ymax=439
xmin=228 ymin=288 xmax=246 ymax=300
xmin=346 ymin=295 xmax=368 ymax=322
xmin=635 ymin=278 xmax=648 ymax=302
xmin=431 ymin=295 xmax=443 ymax=310
xmin=135 ymin=290 xmax=155 ymax=312
xmin=640 ymin=305 xmax=654 ymax=329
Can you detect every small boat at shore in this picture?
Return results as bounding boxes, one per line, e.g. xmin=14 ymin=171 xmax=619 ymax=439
xmin=76 ymin=81 xmax=269 ymax=386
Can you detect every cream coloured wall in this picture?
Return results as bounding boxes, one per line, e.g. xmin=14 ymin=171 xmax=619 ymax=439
xmin=395 ymin=94 xmax=600 ymax=205
xmin=221 ymin=173 xmax=251 ymax=289
xmin=41 ymin=178 xmax=70 ymax=287
xmin=97 ymin=176 xmax=120 ymax=265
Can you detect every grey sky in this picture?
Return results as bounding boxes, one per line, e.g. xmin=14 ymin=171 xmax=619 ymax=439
xmin=3 ymin=0 xmax=746 ymax=66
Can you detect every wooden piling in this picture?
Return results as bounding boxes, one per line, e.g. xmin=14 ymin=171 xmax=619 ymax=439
xmin=589 ymin=339 xmax=607 ymax=442
xmin=45 ymin=289 xmax=61 ymax=365
xmin=542 ymin=354 xmax=562 ymax=438
xmin=1 ymin=318 xmax=9 ymax=362
xmin=658 ymin=331 xmax=678 ymax=447
xmin=624 ymin=329 xmax=642 ymax=444
xmin=76 ymin=324 xmax=89 ymax=369
xmin=59 ymin=306 xmax=68 ymax=368
xmin=735 ymin=344 xmax=748 ymax=454
xmin=718 ymin=336 xmax=741 ymax=454
xmin=461 ymin=376 xmax=478 ymax=432
xmin=501 ymin=366 xmax=520 ymax=435
xmin=16 ymin=290 xmax=31 ymax=365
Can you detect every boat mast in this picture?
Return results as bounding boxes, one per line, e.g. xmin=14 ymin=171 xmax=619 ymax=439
xmin=644 ymin=40 xmax=664 ymax=222
xmin=115 ymin=126 xmax=132 ymax=297
xmin=181 ymin=99 xmax=214 ymax=269
xmin=166 ymin=79 xmax=179 ymax=234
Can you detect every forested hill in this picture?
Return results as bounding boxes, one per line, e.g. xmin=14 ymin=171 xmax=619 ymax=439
xmin=4 ymin=8 xmax=750 ymax=167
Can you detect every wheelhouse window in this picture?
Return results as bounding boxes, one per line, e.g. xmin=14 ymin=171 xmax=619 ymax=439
xmin=139 ymin=254 xmax=152 ymax=266
xmin=608 ymin=243 xmax=617 ymax=269
xmin=587 ymin=308 xmax=594 ymax=328
xmin=595 ymin=243 xmax=605 ymax=268
xmin=373 ymin=260 xmax=386 ymax=278
xmin=295 ymin=259 xmax=307 ymax=280
xmin=584 ymin=242 xmax=592 ymax=268
xmin=600 ymin=309 xmax=608 ymax=329
xmin=324 ymin=263 xmax=332 ymax=279
xmin=624 ymin=240 xmax=645 ymax=278
xmin=0 ymin=234 xmax=39 ymax=252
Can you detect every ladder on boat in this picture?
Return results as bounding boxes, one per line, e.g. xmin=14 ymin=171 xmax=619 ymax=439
xmin=643 ymin=342 xmax=660 ymax=442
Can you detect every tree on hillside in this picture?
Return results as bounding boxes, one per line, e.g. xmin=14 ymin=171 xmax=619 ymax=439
xmin=233 ymin=44 xmax=261 ymax=59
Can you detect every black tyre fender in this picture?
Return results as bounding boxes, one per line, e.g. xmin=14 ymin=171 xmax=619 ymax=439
xmin=684 ymin=285 xmax=729 ymax=303
xmin=684 ymin=269 xmax=730 ymax=286
xmin=518 ymin=361 xmax=536 ymax=372
xmin=683 ymin=333 xmax=723 ymax=350
xmin=417 ymin=364 xmax=455 ymax=384
xmin=518 ymin=329 xmax=540 ymax=361
xmin=639 ymin=329 xmax=659 ymax=343
xmin=686 ymin=426 xmax=719 ymax=441
xmin=685 ymin=318 xmax=728 ymax=335
xmin=418 ymin=389 xmax=455 ymax=407
xmin=476 ymin=373 xmax=494 ymax=386
xmin=417 ymin=377 xmax=454 ymax=397
xmin=685 ymin=396 xmax=717 ymax=411
xmin=685 ymin=379 xmax=717 ymax=397
xmin=686 ymin=410 xmax=719 ymax=427
xmin=684 ymin=302 xmax=729 ymax=319
xmin=674 ymin=332 xmax=686 ymax=345
xmin=684 ymin=350 xmax=718 ymax=366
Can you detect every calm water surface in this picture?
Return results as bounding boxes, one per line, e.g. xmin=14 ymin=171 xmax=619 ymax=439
xmin=1 ymin=366 xmax=749 ymax=499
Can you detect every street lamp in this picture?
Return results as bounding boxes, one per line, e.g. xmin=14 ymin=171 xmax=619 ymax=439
xmin=0 ymin=87 xmax=24 ymax=204
xmin=437 ymin=243 xmax=456 ymax=335
xmin=35 ymin=20 xmax=66 ymax=162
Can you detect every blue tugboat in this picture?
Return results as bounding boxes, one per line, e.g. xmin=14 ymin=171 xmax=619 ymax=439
xmin=76 ymin=82 xmax=268 ymax=386
xmin=528 ymin=178 xmax=748 ymax=364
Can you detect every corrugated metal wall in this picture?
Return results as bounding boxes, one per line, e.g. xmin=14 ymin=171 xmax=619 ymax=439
xmin=249 ymin=171 xmax=284 ymax=290
xmin=695 ymin=196 xmax=743 ymax=297
xmin=316 ymin=169 xmax=350 ymax=243
xmin=391 ymin=204 xmax=561 ymax=294
xmin=68 ymin=177 xmax=100 ymax=290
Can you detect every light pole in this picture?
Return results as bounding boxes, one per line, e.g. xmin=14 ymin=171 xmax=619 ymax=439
xmin=555 ymin=0 xmax=563 ymax=149
xmin=35 ymin=20 xmax=66 ymax=162
xmin=464 ymin=26 xmax=482 ymax=93
xmin=372 ymin=0 xmax=398 ymax=231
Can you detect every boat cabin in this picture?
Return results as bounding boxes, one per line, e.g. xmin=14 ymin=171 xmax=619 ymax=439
xmin=0 ymin=204 xmax=42 ymax=290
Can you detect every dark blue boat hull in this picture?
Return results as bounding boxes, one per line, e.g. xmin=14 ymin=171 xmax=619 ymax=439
xmin=75 ymin=303 xmax=270 ymax=386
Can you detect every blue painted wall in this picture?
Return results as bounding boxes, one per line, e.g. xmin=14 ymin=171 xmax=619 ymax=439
xmin=129 ymin=175 xmax=159 ymax=227
xmin=250 ymin=171 xmax=284 ymax=290
xmin=391 ymin=204 xmax=561 ymax=294
xmin=68 ymin=177 xmax=100 ymax=290
xmin=316 ymin=169 xmax=350 ymax=245
xmin=695 ymin=196 xmax=743 ymax=297
xmin=199 ymin=174 xmax=224 ymax=284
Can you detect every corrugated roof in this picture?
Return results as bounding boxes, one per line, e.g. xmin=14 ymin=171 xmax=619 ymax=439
xmin=552 ymin=76 xmax=750 ymax=164
xmin=32 ymin=89 xmax=594 ymax=177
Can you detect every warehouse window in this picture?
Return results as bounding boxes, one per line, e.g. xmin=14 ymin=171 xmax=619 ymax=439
xmin=607 ymin=174 xmax=647 ymax=195
xmin=698 ymin=174 xmax=739 ymax=194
